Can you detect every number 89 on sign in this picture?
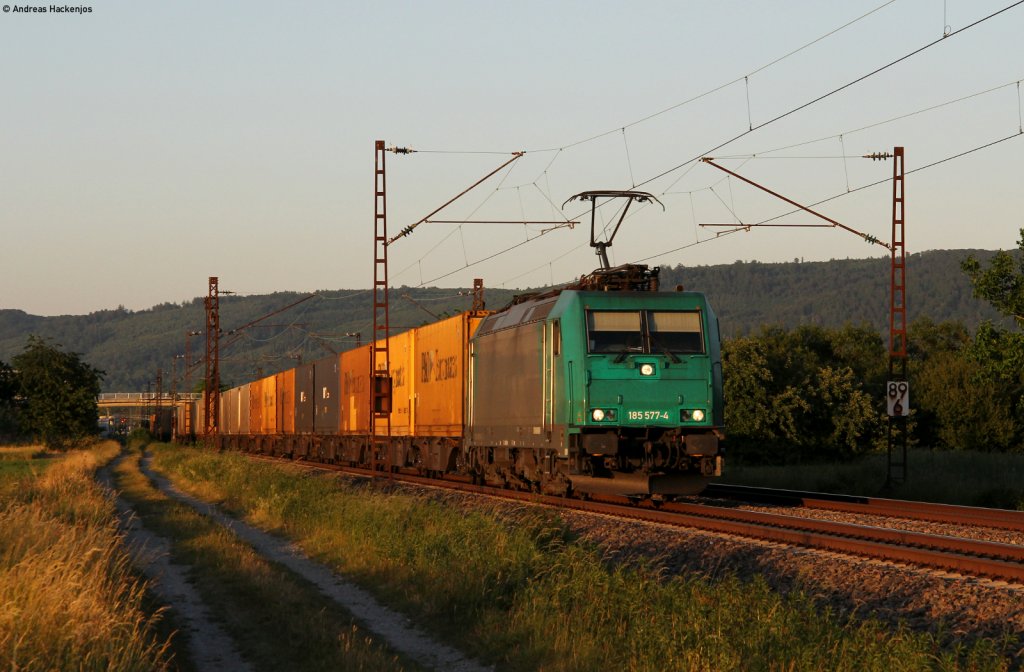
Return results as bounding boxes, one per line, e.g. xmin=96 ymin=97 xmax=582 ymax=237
xmin=887 ymin=380 xmax=909 ymax=417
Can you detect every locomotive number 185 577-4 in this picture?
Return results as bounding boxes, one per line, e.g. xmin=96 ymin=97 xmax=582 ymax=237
xmin=627 ymin=410 xmax=670 ymax=421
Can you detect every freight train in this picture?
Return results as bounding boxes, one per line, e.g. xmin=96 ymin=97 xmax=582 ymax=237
xmin=186 ymin=263 xmax=724 ymax=498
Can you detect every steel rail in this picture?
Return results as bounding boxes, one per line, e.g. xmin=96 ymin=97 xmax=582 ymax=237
xmin=705 ymin=484 xmax=1024 ymax=532
xmin=244 ymin=455 xmax=1024 ymax=583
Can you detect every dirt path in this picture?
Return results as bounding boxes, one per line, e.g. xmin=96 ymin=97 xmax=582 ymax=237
xmin=135 ymin=452 xmax=491 ymax=672
xmin=97 ymin=457 xmax=253 ymax=672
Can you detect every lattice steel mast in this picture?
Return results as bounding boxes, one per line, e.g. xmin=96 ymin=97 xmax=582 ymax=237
xmin=204 ymin=276 xmax=220 ymax=442
xmin=371 ymin=141 xmax=392 ymax=473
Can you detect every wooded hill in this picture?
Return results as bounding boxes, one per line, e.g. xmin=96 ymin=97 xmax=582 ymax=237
xmin=0 ymin=249 xmax=1011 ymax=392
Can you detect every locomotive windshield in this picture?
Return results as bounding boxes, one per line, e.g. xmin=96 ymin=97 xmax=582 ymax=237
xmin=648 ymin=311 xmax=703 ymax=354
xmin=587 ymin=311 xmax=643 ymax=353
xmin=587 ymin=310 xmax=704 ymax=355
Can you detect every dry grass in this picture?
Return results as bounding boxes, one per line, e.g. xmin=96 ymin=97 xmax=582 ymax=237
xmin=0 ymin=442 xmax=174 ymax=671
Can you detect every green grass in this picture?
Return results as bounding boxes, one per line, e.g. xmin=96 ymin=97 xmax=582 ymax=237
xmin=724 ymin=448 xmax=1024 ymax=509
xmin=0 ymin=446 xmax=53 ymax=494
xmin=150 ymin=444 xmax=1017 ymax=671
xmin=113 ymin=447 xmax=421 ymax=672
xmin=0 ymin=445 xmax=49 ymax=460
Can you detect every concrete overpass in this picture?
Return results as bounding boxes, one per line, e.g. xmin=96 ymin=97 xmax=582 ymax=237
xmin=97 ymin=392 xmax=202 ymax=409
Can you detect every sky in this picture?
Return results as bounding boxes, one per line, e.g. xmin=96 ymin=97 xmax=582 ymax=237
xmin=1 ymin=0 xmax=1022 ymax=316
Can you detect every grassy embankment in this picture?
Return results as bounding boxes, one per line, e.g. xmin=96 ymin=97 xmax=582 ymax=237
xmin=725 ymin=448 xmax=1024 ymax=509
xmin=111 ymin=446 xmax=422 ymax=672
xmin=150 ymin=443 xmax=1016 ymax=672
xmin=0 ymin=442 xmax=174 ymax=671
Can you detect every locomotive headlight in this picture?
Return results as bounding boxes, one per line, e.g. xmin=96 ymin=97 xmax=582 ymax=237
xmin=592 ymin=409 xmax=606 ymax=421
xmin=639 ymin=363 xmax=655 ymax=376
xmin=692 ymin=409 xmax=706 ymax=422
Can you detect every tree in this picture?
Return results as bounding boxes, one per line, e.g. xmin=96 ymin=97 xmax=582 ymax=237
xmin=960 ymin=231 xmax=1024 ymax=450
xmin=12 ymin=336 xmax=104 ymax=449
xmin=722 ymin=338 xmax=775 ymax=439
xmin=961 ymin=228 xmax=1024 ymax=329
xmin=0 ymin=359 xmax=19 ymax=438
xmin=722 ymin=325 xmax=886 ymax=463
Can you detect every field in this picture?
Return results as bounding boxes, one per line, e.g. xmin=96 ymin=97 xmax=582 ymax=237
xmin=0 ymin=442 xmax=174 ymax=671
xmin=144 ymin=443 xmax=1014 ymax=671
xmin=0 ymin=446 xmax=51 ymax=487
xmin=2 ymin=440 xmax=1019 ymax=670
xmin=724 ymin=448 xmax=1024 ymax=510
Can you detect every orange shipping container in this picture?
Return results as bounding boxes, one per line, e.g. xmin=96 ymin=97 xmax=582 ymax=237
xmin=249 ymin=378 xmax=263 ymax=434
xmin=412 ymin=311 xmax=486 ymax=437
xmin=339 ymin=345 xmax=371 ymax=435
xmin=236 ymin=384 xmax=250 ymax=434
xmin=217 ymin=388 xmax=235 ymax=435
xmin=193 ymin=397 xmax=208 ymax=436
xmin=260 ymin=373 xmax=277 ymax=434
xmin=277 ymin=369 xmax=295 ymax=434
xmin=374 ymin=329 xmax=414 ymax=437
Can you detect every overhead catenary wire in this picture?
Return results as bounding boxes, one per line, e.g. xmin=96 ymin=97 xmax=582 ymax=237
xmin=523 ymin=0 xmax=901 ymax=155
xmin=399 ymin=1 xmax=907 ymax=184
xmin=496 ymin=72 xmax=1024 ymax=287
xmin=710 ymin=77 xmax=1023 ymax=160
xmin=634 ymin=129 xmax=1024 ymax=265
xmin=632 ymin=0 xmax=1024 ymax=192
xmin=388 ymin=2 xmax=1024 ymax=292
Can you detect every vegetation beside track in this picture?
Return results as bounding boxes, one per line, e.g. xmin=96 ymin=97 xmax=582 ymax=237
xmin=112 ymin=445 xmax=420 ymax=672
xmin=0 ymin=441 xmax=173 ymax=671
xmin=724 ymin=448 xmax=1024 ymax=510
xmin=151 ymin=443 xmax=1014 ymax=671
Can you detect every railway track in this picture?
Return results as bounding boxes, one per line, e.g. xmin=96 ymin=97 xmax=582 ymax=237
xmin=248 ymin=454 xmax=1024 ymax=584
xmin=705 ymin=483 xmax=1024 ymax=532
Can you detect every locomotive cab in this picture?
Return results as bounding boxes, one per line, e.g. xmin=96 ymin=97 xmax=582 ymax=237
xmin=561 ymin=290 xmax=724 ymax=497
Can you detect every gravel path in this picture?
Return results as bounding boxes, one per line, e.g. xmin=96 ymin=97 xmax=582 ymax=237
xmin=136 ymin=452 xmax=492 ymax=672
xmin=97 ymin=456 xmax=253 ymax=672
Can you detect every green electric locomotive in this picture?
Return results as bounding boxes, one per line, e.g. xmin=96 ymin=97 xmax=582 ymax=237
xmin=466 ymin=263 xmax=724 ymax=498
